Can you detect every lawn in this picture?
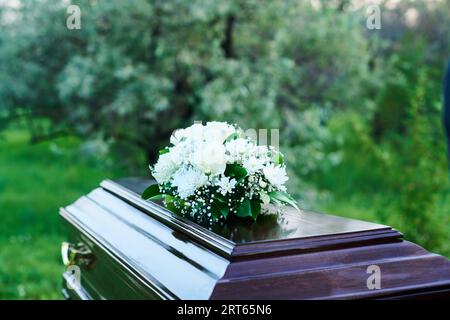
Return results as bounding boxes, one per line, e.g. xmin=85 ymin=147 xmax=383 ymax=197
xmin=0 ymin=128 xmax=125 ymax=299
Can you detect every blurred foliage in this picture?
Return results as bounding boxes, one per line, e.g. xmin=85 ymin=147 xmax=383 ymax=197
xmin=0 ymin=0 xmax=378 ymax=162
xmin=0 ymin=0 xmax=449 ymax=298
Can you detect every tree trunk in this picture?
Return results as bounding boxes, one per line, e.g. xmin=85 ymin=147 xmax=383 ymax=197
xmin=221 ymin=15 xmax=235 ymax=58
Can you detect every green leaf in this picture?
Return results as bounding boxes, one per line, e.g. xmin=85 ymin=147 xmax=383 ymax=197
xmin=218 ymin=201 xmax=229 ymax=219
xmin=210 ymin=203 xmax=222 ymax=220
xmin=268 ymin=191 xmax=300 ymax=211
xmin=236 ymin=198 xmax=252 ymax=218
xmin=225 ymin=164 xmax=248 ymax=183
xmin=234 ymin=166 xmax=248 ymax=182
xmin=224 ymin=132 xmax=240 ymax=144
xmin=209 ymin=194 xmax=229 ymax=219
xmin=164 ymin=194 xmax=174 ymax=203
xmin=277 ymin=153 xmax=284 ymax=165
xmin=215 ymin=193 xmax=227 ymax=203
xmin=164 ymin=195 xmax=182 ymax=214
xmin=250 ymin=198 xmax=261 ymax=220
xmin=142 ymin=184 xmax=162 ymax=200
xmin=165 ymin=202 xmax=181 ymax=214
xmin=159 ymin=148 xmax=169 ymax=155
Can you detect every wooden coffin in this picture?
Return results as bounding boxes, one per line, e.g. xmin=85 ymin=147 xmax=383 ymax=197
xmin=59 ymin=178 xmax=450 ymax=300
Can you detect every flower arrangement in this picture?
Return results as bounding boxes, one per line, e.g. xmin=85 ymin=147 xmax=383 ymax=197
xmin=142 ymin=121 xmax=299 ymax=222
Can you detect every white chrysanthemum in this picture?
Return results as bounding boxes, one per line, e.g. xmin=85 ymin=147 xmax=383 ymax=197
xmin=171 ymin=167 xmax=208 ymax=199
xmin=152 ymin=153 xmax=178 ymax=184
xmin=263 ymin=164 xmax=289 ymax=191
xmin=191 ymin=141 xmax=227 ymax=175
xmin=225 ymin=138 xmax=249 ymax=162
xmin=216 ymin=176 xmax=237 ymax=196
xmin=242 ymin=156 xmax=265 ymax=174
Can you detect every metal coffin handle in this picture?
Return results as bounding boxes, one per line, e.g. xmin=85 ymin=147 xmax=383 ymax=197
xmin=61 ymin=242 xmax=96 ymax=269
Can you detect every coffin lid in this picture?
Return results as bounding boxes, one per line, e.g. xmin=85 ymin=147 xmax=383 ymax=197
xmin=101 ymin=178 xmax=402 ymax=260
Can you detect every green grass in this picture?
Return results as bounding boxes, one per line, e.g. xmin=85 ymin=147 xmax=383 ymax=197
xmin=0 ymin=128 xmax=124 ymax=299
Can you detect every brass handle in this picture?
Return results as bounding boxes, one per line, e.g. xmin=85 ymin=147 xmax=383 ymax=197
xmin=61 ymin=242 xmax=95 ymax=269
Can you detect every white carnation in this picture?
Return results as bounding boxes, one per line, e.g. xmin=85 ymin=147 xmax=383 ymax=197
xmin=171 ymin=167 xmax=208 ymax=199
xmin=263 ymin=164 xmax=289 ymax=191
xmin=152 ymin=153 xmax=177 ymax=184
xmin=170 ymin=143 xmax=191 ymax=166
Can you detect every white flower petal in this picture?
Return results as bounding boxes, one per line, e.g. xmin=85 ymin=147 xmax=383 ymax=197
xmin=263 ymin=164 xmax=289 ymax=190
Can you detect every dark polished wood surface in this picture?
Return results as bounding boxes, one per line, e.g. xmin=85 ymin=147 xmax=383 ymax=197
xmin=104 ymin=178 xmax=402 ymax=260
xmin=60 ymin=177 xmax=450 ymax=300
xmin=116 ymin=177 xmax=391 ymax=240
xmin=211 ymin=240 xmax=450 ymax=300
xmin=60 ymin=183 xmax=229 ymax=299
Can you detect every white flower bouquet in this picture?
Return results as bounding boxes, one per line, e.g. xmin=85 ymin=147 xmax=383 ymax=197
xmin=142 ymin=121 xmax=299 ymax=222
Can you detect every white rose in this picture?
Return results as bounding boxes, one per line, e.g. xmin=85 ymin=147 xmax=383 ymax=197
xmin=184 ymin=123 xmax=204 ymax=141
xmin=204 ymin=121 xmax=236 ymax=143
xmin=192 ymin=141 xmax=227 ymax=175
xmin=170 ymin=128 xmax=186 ymax=145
